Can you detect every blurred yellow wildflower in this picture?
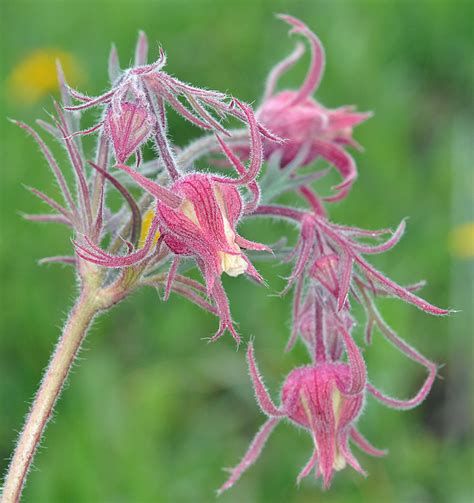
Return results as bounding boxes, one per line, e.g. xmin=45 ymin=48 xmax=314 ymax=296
xmin=449 ymin=222 xmax=474 ymax=259
xmin=7 ymin=49 xmax=83 ymax=104
xmin=139 ymin=208 xmax=161 ymax=248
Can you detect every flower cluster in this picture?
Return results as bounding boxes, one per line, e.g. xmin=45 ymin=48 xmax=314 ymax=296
xmin=216 ymin=16 xmax=448 ymax=492
xmin=15 ymin=14 xmax=448 ymax=497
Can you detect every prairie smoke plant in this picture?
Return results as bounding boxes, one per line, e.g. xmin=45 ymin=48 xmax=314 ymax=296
xmin=2 ymin=14 xmax=448 ymax=502
xmin=217 ymin=204 xmax=447 ymax=490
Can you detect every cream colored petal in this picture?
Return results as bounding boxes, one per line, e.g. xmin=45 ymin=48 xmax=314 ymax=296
xmin=180 ymin=199 xmax=200 ymax=226
xmin=219 ymin=252 xmax=248 ymax=277
xmin=332 ymin=387 xmax=346 ymax=471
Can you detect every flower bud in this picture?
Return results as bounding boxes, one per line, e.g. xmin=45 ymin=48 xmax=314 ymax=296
xmin=255 ymin=15 xmax=371 ymax=201
xmin=218 ymin=340 xmax=373 ymax=494
xmin=105 ymin=102 xmax=152 ymax=163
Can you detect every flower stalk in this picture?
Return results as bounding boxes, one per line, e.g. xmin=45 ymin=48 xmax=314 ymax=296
xmin=2 ymin=268 xmax=111 ymax=503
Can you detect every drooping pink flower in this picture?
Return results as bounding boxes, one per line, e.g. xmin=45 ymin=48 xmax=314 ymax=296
xmin=75 ymin=172 xmax=267 ymax=344
xmin=236 ymin=203 xmax=443 ymax=489
xmin=156 ymin=173 xmax=269 ymax=342
xmin=255 ymin=205 xmax=449 ymax=325
xmin=281 ymin=364 xmax=366 ymax=487
xmin=256 ymin=15 xmax=371 ymax=201
xmin=157 ymin=174 xmax=264 ymax=281
xmin=218 ymin=337 xmax=386 ymax=493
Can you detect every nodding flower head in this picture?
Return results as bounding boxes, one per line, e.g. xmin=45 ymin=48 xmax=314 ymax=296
xmin=257 ymin=15 xmax=371 ymax=201
xmin=218 ymin=337 xmax=387 ymax=494
xmin=157 ymin=172 xmax=265 ymax=286
xmin=64 ymin=31 xmax=278 ymax=175
xmin=259 ymin=93 xmax=370 ymax=168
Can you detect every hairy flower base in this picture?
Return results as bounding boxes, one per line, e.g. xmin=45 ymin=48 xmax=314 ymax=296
xmin=282 ymin=364 xmax=366 ymax=486
xmin=218 ymin=341 xmax=388 ymax=493
xmin=158 ymin=174 xmax=255 ymax=283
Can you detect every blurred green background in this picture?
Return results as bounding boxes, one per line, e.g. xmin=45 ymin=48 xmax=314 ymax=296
xmin=1 ymin=0 xmax=473 ymax=502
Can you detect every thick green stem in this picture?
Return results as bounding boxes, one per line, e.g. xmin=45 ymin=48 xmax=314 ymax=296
xmin=1 ymin=287 xmax=102 ymax=503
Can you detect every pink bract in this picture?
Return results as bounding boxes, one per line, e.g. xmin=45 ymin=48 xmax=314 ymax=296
xmin=14 ymin=18 xmax=449 ymax=498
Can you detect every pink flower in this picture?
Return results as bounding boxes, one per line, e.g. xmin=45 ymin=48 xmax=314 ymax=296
xmin=156 ymin=173 xmax=269 ymax=343
xmin=104 ymin=102 xmax=153 ymax=164
xmin=281 ymin=364 xmax=365 ymax=487
xmin=158 ymin=173 xmax=263 ymax=282
xmin=257 ymin=15 xmax=371 ymax=201
xmin=239 ymin=204 xmax=445 ymax=490
xmin=218 ymin=339 xmax=386 ymax=493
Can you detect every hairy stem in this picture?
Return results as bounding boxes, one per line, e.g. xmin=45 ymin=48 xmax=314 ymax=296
xmin=175 ymin=128 xmax=248 ymax=170
xmin=254 ymin=204 xmax=305 ymax=222
xmin=1 ymin=287 xmax=103 ymax=503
